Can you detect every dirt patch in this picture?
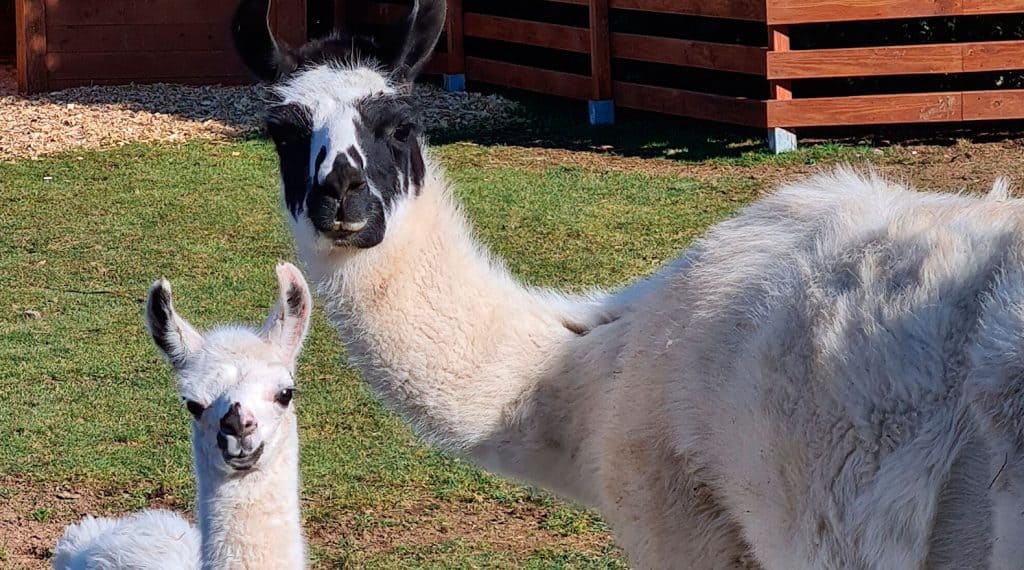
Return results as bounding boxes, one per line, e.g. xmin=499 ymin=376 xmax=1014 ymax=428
xmin=0 ymin=478 xmax=614 ymax=569
xmin=310 ymin=499 xmax=614 ymax=564
xmin=440 ymin=137 xmax=1024 ymax=197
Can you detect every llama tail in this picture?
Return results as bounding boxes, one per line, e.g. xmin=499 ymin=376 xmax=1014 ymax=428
xmin=53 ymin=510 xmax=199 ymax=570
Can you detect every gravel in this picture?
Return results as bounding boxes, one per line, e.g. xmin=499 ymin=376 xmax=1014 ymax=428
xmin=0 ymin=65 xmax=522 ymax=161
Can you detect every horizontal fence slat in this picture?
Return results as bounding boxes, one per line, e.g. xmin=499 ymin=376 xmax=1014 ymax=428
xmin=767 ymin=44 xmax=962 ymax=79
xmin=767 ymin=92 xmax=962 ymax=127
xmin=45 ymin=51 xmax=244 ymax=81
xmin=964 ymin=89 xmax=1024 ymax=120
xmin=613 ymin=81 xmax=767 ymax=126
xmin=767 ymin=0 xmax=961 ymax=24
xmin=612 ymin=33 xmax=766 ymax=75
xmin=611 ymin=0 xmax=766 ymax=21
xmin=465 ymin=57 xmax=591 ymax=99
xmin=768 ymin=41 xmax=1024 ymax=79
xmin=351 ymin=2 xmax=410 ymax=27
xmin=963 ymin=0 xmax=1024 ymax=15
xmin=47 ymin=24 xmax=232 ymax=54
xmin=46 ymin=76 xmax=252 ymax=91
xmin=44 ymin=0 xmax=236 ymax=25
xmin=964 ymin=41 xmax=1024 ymax=72
xmin=464 ymin=14 xmax=590 ymax=53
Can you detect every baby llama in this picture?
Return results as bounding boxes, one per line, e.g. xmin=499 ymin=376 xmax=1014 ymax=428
xmin=54 ymin=262 xmax=312 ymax=570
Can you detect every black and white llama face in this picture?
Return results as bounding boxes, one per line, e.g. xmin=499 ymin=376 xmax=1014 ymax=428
xmin=232 ymin=0 xmax=445 ymax=249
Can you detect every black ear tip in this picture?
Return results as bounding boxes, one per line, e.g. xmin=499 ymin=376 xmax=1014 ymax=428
xmin=231 ymin=0 xmax=292 ymax=82
xmin=146 ymin=278 xmax=173 ymax=328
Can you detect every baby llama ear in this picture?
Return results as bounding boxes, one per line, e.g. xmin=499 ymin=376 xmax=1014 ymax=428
xmin=260 ymin=262 xmax=312 ymax=364
xmin=145 ymin=278 xmax=203 ymax=370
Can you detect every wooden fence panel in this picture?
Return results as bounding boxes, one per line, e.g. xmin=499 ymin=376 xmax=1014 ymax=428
xmin=465 ymin=57 xmax=591 ymax=99
xmin=48 ymin=24 xmax=234 ymax=54
xmin=767 ymin=0 xmax=961 ymax=24
xmin=464 ymin=15 xmax=590 ymax=53
xmin=963 ymin=41 xmax=1024 ymax=72
xmin=612 ymin=34 xmax=767 ymax=75
xmin=612 ymin=0 xmax=766 ymax=21
xmin=767 ymin=92 xmax=962 ymax=127
xmin=767 ymin=44 xmax=963 ymax=79
xmin=964 ymin=90 xmax=1024 ymax=120
xmin=615 ymin=82 xmax=767 ymax=126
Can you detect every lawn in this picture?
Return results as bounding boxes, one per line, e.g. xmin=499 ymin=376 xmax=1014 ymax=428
xmin=0 ymin=99 xmax=993 ymax=568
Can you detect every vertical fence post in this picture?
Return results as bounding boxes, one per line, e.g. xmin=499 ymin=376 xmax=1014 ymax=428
xmin=588 ymin=0 xmax=614 ymax=125
xmin=16 ymin=0 xmax=48 ymax=94
xmin=333 ymin=0 xmax=347 ymax=30
xmin=443 ymin=0 xmax=465 ymax=91
xmin=767 ymin=25 xmax=797 ymax=153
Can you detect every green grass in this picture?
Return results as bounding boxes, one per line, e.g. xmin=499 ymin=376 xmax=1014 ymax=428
xmin=0 ymin=107 xmax=866 ymax=567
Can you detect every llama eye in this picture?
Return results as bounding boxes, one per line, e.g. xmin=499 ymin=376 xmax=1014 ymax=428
xmin=393 ymin=123 xmax=413 ymax=143
xmin=185 ymin=400 xmax=206 ymax=420
xmin=275 ymin=389 xmax=295 ymax=407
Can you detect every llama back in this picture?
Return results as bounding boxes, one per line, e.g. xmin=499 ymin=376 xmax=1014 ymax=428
xmin=53 ymin=510 xmax=199 ymax=570
xmin=628 ymin=169 xmax=1023 ymax=567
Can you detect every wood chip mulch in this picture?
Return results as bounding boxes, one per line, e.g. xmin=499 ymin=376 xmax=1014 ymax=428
xmin=0 ymin=65 xmax=522 ymax=161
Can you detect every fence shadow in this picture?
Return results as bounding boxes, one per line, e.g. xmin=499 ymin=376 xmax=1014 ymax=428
xmin=427 ymin=87 xmax=768 ymax=162
xmin=429 ymin=83 xmax=1024 ymax=163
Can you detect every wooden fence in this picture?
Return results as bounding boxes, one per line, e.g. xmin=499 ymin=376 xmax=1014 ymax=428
xmin=345 ymin=0 xmax=1024 ymax=149
xmin=15 ymin=0 xmax=1024 ymax=148
xmin=15 ymin=0 xmax=306 ymax=94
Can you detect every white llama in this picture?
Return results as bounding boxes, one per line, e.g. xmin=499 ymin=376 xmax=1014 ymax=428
xmin=234 ymin=1 xmax=1024 ymax=567
xmin=54 ymin=262 xmax=312 ymax=570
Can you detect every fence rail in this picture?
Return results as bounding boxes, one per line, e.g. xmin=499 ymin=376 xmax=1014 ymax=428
xmin=348 ymin=0 xmax=1024 ymax=145
xmin=17 ymin=0 xmax=1024 ymax=150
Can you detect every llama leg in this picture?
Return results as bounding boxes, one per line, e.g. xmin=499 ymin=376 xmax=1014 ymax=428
xmin=599 ymin=438 xmax=756 ymax=570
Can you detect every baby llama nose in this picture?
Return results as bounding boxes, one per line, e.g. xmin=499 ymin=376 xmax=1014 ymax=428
xmin=220 ymin=402 xmax=256 ymax=437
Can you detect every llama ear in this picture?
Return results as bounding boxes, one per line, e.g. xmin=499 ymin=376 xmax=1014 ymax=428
xmin=231 ymin=0 xmax=299 ymax=81
xmin=260 ymin=262 xmax=312 ymax=364
xmin=392 ymin=0 xmax=446 ymax=86
xmin=145 ymin=279 xmax=203 ymax=371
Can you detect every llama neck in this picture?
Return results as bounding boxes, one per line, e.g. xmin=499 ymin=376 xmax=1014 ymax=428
xmin=301 ymin=165 xmax=612 ymax=505
xmin=195 ymin=429 xmax=305 ymax=570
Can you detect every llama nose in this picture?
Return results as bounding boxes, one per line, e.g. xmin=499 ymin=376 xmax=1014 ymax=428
xmin=219 ymin=403 xmax=256 ymax=437
xmin=322 ymin=155 xmax=365 ymax=200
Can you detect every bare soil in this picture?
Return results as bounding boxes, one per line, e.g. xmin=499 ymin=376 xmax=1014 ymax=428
xmin=0 ymin=479 xmax=614 ymax=569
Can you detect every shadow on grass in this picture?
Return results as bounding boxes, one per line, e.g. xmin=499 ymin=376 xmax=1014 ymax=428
xmin=428 ymin=81 xmax=1024 ymax=163
xmin=428 ymin=86 xmax=769 ymax=163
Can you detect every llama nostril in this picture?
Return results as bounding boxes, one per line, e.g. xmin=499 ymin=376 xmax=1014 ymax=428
xmin=219 ymin=403 xmax=256 ymax=437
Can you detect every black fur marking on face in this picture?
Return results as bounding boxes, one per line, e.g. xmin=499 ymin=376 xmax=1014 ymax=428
xmin=346 ymin=146 xmax=365 ymax=170
xmin=355 ymin=95 xmax=424 ymax=208
xmin=266 ymin=103 xmax=314 ymax=218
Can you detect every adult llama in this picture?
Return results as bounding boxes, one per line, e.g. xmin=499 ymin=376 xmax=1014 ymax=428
xmin=233 ymin=0 xmax=1024 ymax=567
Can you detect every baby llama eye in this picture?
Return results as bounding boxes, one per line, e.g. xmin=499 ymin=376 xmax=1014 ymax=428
xmin=275 ymin=389 xmax=295 ymax=407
